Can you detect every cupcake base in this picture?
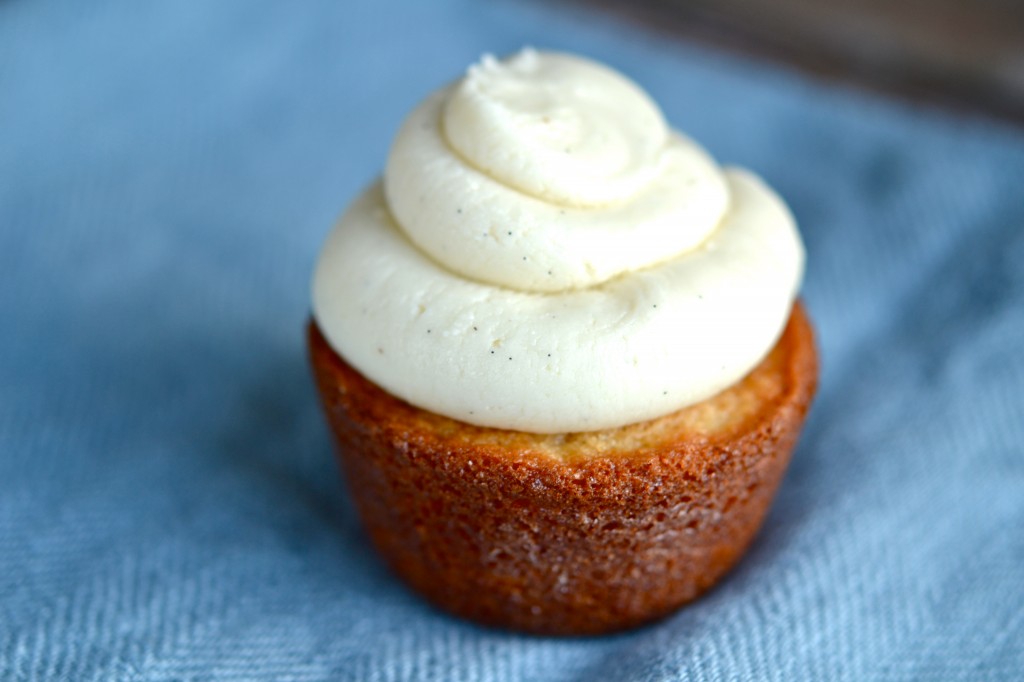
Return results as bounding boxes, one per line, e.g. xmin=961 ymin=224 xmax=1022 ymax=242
xmin=309 ymin=304 xmax=817 ymax=635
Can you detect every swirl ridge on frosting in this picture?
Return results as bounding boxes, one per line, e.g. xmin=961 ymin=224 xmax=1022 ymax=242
xmin=313 ymin=49 xmax=804 ymax=433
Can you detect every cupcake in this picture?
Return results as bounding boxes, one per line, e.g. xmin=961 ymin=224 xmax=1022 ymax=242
xmin=309 ymin=49 xmax=817 ymax=635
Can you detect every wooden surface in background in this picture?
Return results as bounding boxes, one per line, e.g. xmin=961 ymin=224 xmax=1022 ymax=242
xmin=570 ymin=0 xmax=1024 ymax=124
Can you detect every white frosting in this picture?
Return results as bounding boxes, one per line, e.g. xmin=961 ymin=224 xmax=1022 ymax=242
xmin=444 ymin=51 xmax=669 ymax=207
xmin=313 ymin=49 xmax=804 ymax=433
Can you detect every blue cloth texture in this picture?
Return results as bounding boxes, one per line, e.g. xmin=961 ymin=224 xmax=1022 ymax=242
xmin=2 ymin=0 xmax=1023 ymax=679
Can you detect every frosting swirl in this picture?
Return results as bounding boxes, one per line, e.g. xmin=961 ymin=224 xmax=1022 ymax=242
xmin=313 ymin=49 xmax=804 ymax=433
xmin=386 ymin=50 xmax=728 ymax=292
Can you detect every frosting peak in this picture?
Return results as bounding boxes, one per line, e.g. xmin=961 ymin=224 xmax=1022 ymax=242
xmin=313 ymin=50 xmax=805 ymax=433
xmin=386 ymin=50 xmax=729 ymax=293
xmin=444 ymin=49 xmax=667 ymax=207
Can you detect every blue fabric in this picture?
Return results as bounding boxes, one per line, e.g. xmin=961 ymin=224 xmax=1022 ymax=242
xmin=2 ymin=0 xmax=1023 ymax=679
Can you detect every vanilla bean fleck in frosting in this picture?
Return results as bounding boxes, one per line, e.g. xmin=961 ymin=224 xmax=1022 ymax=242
xmin=313 ymin=49 xmax=804 ymax=433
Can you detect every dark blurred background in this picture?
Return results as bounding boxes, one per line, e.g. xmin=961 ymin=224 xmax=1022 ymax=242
xmin=566 ymin=0 xmax=1024 ymax=123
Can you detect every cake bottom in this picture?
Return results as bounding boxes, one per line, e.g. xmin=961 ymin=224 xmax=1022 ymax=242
xmin=309 ymin=304 xmax=817 ymax=635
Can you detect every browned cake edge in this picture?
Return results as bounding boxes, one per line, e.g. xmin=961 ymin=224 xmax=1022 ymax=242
xmin=309 ymin=303 xmax=818 ymax=635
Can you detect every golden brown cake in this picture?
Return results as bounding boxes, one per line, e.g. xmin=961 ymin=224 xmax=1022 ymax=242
xmin=309 ymin=303 xmax=817 ymax=635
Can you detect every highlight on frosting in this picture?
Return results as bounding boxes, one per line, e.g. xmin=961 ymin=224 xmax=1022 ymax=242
xmin=313 ymin=48 xmax=805 ymax=433
xmin=444 ymin=50 xmax=667 ymax=207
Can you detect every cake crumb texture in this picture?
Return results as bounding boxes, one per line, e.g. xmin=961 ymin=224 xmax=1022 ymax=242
xmin=309 ymin=304 xmax=817 ymax=635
